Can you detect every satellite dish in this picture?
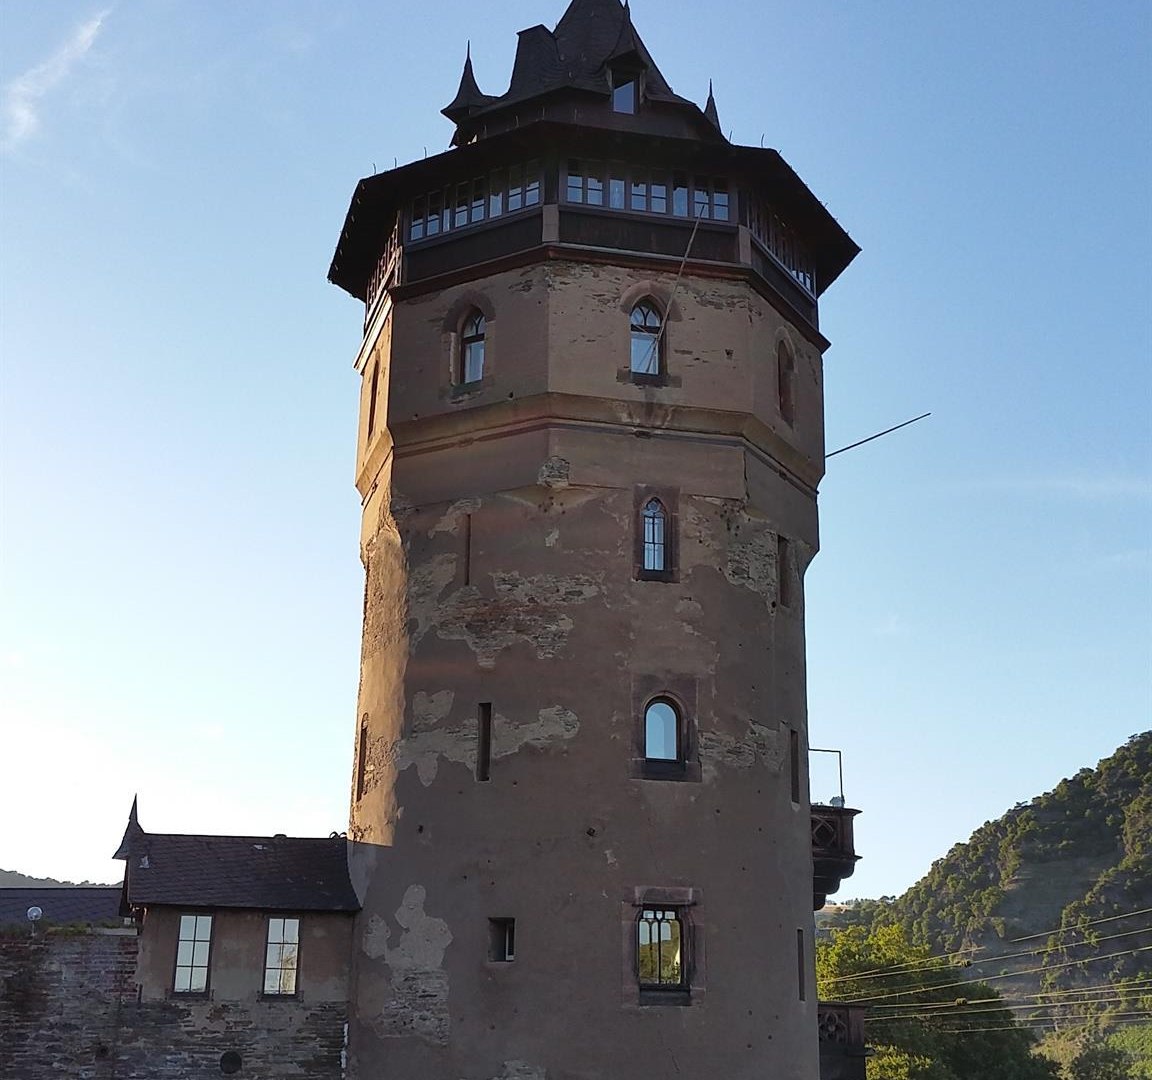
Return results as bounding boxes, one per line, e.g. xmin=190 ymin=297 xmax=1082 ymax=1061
xmin=26 ymin=906 xmax=43 ymax=922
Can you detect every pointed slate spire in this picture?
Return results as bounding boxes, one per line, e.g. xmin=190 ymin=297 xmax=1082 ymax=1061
xmin=442 ymin=44 xmax=493 ymax=122
xmin=704 ymin=79 xmax=720 ymax=129
xmin=112 ymin=795 xmax=144 ymax=860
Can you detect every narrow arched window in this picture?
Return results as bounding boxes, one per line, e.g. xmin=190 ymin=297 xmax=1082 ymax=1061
xmin=641 ymin=497 xmax=667 ymax=571
xmin=777 ymin=340 xmax=795 ymax=425
xmin=630 ymin=302 xmax=662 ymax=376
xmin=644 ymin=699 xmax=679 ymax=761
xmin=460 ymin=311 xmax=486 ymax=384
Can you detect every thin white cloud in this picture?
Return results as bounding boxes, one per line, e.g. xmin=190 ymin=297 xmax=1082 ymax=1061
xmin=958 ymin=474 xmax=1152 ymax=502
xmin=2 ymin=10 xmax=109 ymax=151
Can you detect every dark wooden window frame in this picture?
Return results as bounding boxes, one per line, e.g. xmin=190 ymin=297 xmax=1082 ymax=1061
xmin=634 ymin=486 xmax=678 ymax=582
xmin=622 ymin=885 xmax=703 ymax=1007
xmin=562 ymin=159 xmax=730 ymax=223
xmin=630 ymin=674 xmax=699 ymax=783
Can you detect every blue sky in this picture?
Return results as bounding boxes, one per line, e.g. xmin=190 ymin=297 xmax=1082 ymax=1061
xmin=1 ymin=1 xmax=1149 ymax=897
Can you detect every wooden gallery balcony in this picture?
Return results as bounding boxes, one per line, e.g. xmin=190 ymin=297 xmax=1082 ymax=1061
xmin=812 ymin=804 xmax=861 ymax=910
xmin=817 ymin=1002 xmax=869 ymax=1080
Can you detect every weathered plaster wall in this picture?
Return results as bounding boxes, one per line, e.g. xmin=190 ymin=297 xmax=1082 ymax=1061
xmin=1 ymin=930 xmax=348 ymax=1079
xmin=346 ymin=263 xmax=824 ymax=1078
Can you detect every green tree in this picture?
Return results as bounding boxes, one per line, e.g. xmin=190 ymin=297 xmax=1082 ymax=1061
xmin=818 ymin=923 xmax=1058 ymax=1080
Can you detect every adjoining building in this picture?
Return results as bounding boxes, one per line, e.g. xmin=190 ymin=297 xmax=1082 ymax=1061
xmin=1 ymin=3 xmax=866 ymax=1076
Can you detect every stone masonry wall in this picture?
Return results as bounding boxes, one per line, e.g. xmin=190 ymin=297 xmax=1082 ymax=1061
xmin=1 ymin=931 xmax=347 ymax=1079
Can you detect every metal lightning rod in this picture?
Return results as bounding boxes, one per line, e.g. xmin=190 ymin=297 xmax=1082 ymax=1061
xmin=826 ymin=412 xmax=931 ymax=459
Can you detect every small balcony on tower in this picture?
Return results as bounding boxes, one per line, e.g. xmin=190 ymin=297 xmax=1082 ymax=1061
xmin=816 ymin=1001 xmax=869 ymax=1080
xmin=810 ymin=747 xmax=861 ymax=910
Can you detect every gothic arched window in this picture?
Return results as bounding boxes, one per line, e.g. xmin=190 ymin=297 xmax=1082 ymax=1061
xmin=630 ymin=301 xmax=662 ymax=376
xmin=641 ymin=497 xmax=667 ymax=572
xmin=460 ymin=311 xmax=486 ymax=384
xmin=777 ymin=340 xmax=795 ymax=425
xmin=644 ymin=699 xmax=680 ymax=761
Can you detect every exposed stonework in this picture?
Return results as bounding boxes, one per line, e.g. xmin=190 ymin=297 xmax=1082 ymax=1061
xmin=0 ymin=931 xmax=347 ymax=1079
xmin=363 ymin=885 xmax=452 ymax=1045
xmin=409 ymin=564 xmax=602 ymax=667
xmin=699 ymin=721 xmax=786 ymax=782
xmin=537 ymin=455 xmax=570 ymax=488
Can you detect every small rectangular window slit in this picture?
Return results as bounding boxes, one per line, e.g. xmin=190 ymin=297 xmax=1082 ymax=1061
xmin=489 ymin=918 xmax=515 ymax=961
xmin=463 ymin=513 xmax=472 ymax=586
xmin=797 ymin=928 xmax=806 ymax=1001
xmin=789 ymin=728 xmax=800 ymax=805
xmin=477 ymin=702 xmax=492 ymax=782
xmin=777 ymin=536 xmax=792 ymax=608
xmin=356 ymin=721 xmax=369 ymax=802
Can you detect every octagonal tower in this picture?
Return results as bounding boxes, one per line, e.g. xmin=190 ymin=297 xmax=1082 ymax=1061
xmin=329 ymin=2 xmax=858 ymax=1076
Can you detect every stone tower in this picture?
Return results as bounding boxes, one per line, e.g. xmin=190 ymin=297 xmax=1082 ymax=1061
xmin=328 ymin=2 xmax=858 ymax=1076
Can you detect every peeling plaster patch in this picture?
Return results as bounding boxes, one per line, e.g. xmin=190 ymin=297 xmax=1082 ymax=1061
xmin=407 ymin=553 xmax=458 ymax=649
xmin=429 ymin=498 xmax=482 ymax=537
xmin=699 ymin=723 xmax=784 ymax=782
xmin=494 ymin=705 xmax=579 ymax=759
xmin=396 ymin=723 xmax=472 ymax=786
xmin=426 ymin=572 xmax=601 ymax=667
xmin=675 ymin=597 xmax=703 ymax=618
xmin=365 ymin=885 xmax=453 ymax=1045
xmin=605 ymin=849 xmax=618 ymax=867
xmin=412 ymin=690 xmax=455 ymax=730
xmin=479 ymin=1064 xmax=547 ymax=1080
xmin=722 ymin=514 xmax=777 ymax=598
xmin=544 ymin=527 xmax=560 ymax=548
xmin=537 ymin=455 xmax=570 ymax=488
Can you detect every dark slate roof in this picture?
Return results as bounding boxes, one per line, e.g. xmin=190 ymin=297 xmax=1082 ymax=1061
xmin=0 ymin=887 xmax=124 ymax=928
xmin=445 ymin=0 xmax=693 ymax=121
xmin=443 ymin=47 xmax=496 ymax=122
xmin=113 ymin=803 xmax=359 ymax=913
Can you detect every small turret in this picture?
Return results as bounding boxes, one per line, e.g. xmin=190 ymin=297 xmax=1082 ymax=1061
xmin=704 ymin=79 xmax=721 ymax=129
xmin=441 ymin=45 xmax=494 ymax=124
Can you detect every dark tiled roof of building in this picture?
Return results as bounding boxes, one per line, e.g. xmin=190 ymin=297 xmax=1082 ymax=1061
xmin=0 ymin=886 xmax=124 ymax=928
xmin=113 ymin=802 xmax=359 ymax=913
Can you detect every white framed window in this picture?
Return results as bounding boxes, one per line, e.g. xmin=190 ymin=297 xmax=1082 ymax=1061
xmin=173 ymin=913 xmax=212 ymax=993
xmin=263 ymin=916 xmax=300 ymax=996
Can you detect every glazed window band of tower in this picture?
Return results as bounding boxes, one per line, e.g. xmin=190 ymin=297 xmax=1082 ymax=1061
xmin=400 ymin=160 xmax=816 ymax=296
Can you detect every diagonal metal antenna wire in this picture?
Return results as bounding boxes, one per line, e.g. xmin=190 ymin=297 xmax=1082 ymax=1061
xmin=827 ymin=412 xmax=931 ymax=458
xmin=640 ymin=206 xmax=708 ymax=372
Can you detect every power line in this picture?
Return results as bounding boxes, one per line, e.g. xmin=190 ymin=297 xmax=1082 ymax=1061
xmin=1006 ymin=906 xmax=1152 ymax=944
xmin=822 ymin=908 xmax=1152 ymax=986
xmin=866 ymin=976 xmax=1152 ymax=1011
xmin=840 ymin=945 xmax=1152 ymax=1005
xmin=914 ymin=1014 xmax=1152 ymax=1036
xmin=871 ymin=997 xmax=1148 ymax=1023
xmin=826 ymin=412 xmax=930 ymax=458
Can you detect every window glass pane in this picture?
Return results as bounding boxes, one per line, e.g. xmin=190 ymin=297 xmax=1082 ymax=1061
xmin=174 ymin=967 xmax=192 ymax=992
xmin=464 ymin=340 xmax=484 ymax=383
xmin=587 ymin=175 xmax=603 ymax=206
xmin=673 ymin=174 xmax=689 ymax=217
xmin=471 ymin=179 xmax=486 ymax=221
xmin=264 ymin=970 xmax=280 ymax=995
xmin=713 ymin=181 xmax=729 ymax=221
xmin=267 ymin=918 xmax=284 ymax=944
xmin=189 ymin=966 xmax=208 ymax=993
xmin=613 ymin=80 xmax=636 ymax=113
xmin=650 ymin=182 xmax=667 ymax=214
xmin=283 ymin=918 xmax=299 ymax=943
xmin=609 ymin=175 xmax=626 ymax=210
xmin=525 ymin=162 xmax=540 ymax=206
xmin=426 ymin=193 xmax=441 ymax=235
xmin=489 ymin=170 xmax=505 ymax=217
xmin=177 ymin=940 xmax=194 ymax=967
xmin=196 ymin=915 xmax=213 ymax=938
xmin=179 ymin=914 xmax=197 ymax=938
xmin=630 ymin=176 xmax=647 ymax=211
xmin=192 ymin=941 xmax=210 ymax=968
xmin=645 ymin=701 xmax=678 ymax=760
xmin=567 ymin=159 xmax=583 ymax=203
xmin=694 ymin=184 xmax=709 ymax=219
xmin=631 ymin=332 xmax=659 ymax=375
